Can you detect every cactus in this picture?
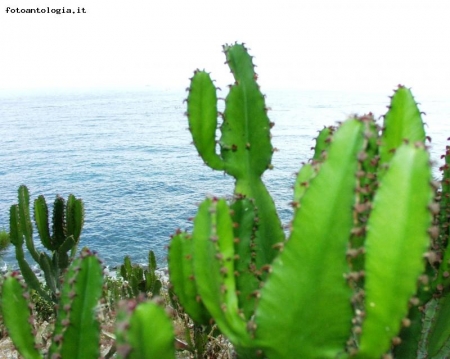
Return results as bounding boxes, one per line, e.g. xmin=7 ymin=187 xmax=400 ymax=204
xmin=186 ymin=43 xmax=284 ymax=272
xmin=356 ymin=143 xmax=433 ymax=358
xmin=9 ymin=185 xmax=84 ymax=302
xmin=167 ymin=43 xmax=450 ymax=358
xmin=115 ymin=299 xmax=176 ymax=359
xmin=119 ymin=250 xmax=162 ymax=298
xmin=2 ymin=248 xmax=180 ymax=359
xmin=1 ymin=248 xmax=103 ymax=359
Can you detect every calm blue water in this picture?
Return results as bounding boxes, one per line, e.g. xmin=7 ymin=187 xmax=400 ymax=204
xmin=1 ymin=87 xmax=449 ymax=268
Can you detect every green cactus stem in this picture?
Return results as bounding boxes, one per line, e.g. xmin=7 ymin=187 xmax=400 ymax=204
xmin=255 ymin=118 xmax=365 ymax=359
xmin=1 ymin=273 xmax=42 ymax=359
xmin=186 ymin=43 xmax=284 ymax=272
xmin=357 ymin=144 xmax=433 ymax=358
xmin=9 ymin=202 xmax=52 ymax=302
xmin=168 ymin=230 xmax=212 ymax=325
xmin=379 ymin=86 xmax=426 ymax=169
xmin=48 ymin=248 xmax=103 ymax=359
xmin=191 ymin=197 xmax=252 ymax=348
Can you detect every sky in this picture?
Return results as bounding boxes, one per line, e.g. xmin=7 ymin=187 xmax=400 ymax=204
xmin=1 ymin=0 xmax=450 ymax=95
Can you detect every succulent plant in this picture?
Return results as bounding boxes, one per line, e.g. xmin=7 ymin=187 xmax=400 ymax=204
xmin=9 ymin=185 xmax=84 ymax=302
xmin=119 ymin=250 xmax=162 ymax=298
xmin=168 ymin=43 xmax=450 ymax=358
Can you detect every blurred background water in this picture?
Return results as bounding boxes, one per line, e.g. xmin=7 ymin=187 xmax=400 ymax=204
xmin=1 ymin=86 xmax=449 ymax=268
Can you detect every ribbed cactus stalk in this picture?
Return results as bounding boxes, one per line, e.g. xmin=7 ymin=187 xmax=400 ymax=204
xmin=1 ymin=248 xmax=103 ymax=359
xmin=1 ymin=272 xmax=42 ymax=359
xmin=9 ymin=185 xmax=84 ymax=302
xmin=356 ymin=143 xmax=433 ymax=358
xmin=379 ymin=85 xmax=426 ymax=170
xmin=186 ymin=43 xmax=284 ymax=271
xmin=255 ymin=118 xmax=366 ymax=358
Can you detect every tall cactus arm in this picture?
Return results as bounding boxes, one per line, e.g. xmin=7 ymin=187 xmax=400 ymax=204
xmin=34 ymin=195 xmax=54 ymax=251
xmin=255 ymin=118 xmax=365 ymax=359
xmin=379 ymin=86 xmax=426 ymax=167
xmin=49 ymin=248 xmax=103 ymax=359
xmin=220 ymin=43 xmax=273 ymax=179
xmin=168 ymin=231 xmax=211 ymax=325
xmin=66 ymin=194 xmax=84 ymax=243
xmin=222 ymin=44 xmax=284 ymax=269
xmin=230 ymin=198 xmax=259 ymax=321
xmin=52 ymin=196 xmax=66 ymax=249
xmin=18 ymin=185 xmax=40 ymax=263
xmin=187 ymin=70 xmax=224 ymax=171
xmin=357 ymin=144 xmax=433 ymax=358
xmin=192 ymin=198 xmax=252 ymax=346
xmin=186 ymin=43 xmax=284 ymax=271
xmin=1 ymin=274 xmax=42 ymax=359
xmin=10 ymin=204 xmax=52 ymax=302
xmin=312 ymin=126 xmax=334 ymax=163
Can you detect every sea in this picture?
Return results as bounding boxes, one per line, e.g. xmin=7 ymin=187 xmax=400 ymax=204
xmin=1 ymin=86 xmax=449 ymax=269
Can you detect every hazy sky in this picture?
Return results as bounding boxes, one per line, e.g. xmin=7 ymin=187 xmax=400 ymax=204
xmin=1 ymin=0 xmax=449 ymax=94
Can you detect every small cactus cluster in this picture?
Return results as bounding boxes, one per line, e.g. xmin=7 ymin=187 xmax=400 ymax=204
xmin=1 ymin=248 xmax=177 ymax=359
xmin=119 ymin=250 xmax=162 ymax=298
xmin=167 ymin=43 xmax=450 ymax=358
xmin=9 ymin=185 xmax=84 ymax=302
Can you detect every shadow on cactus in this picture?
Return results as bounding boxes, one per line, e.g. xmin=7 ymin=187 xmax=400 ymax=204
xmin=9 ymin=185 xmax=84 ymax=302
xmin=167 ymin=43 xmax=450 ymax=359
